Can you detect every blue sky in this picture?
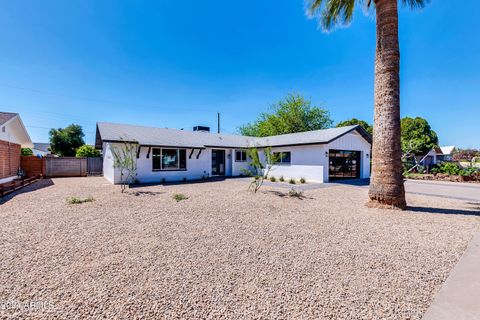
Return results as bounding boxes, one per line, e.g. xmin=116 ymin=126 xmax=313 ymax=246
xmin=0 ymin=1 xmax=478 ymax=147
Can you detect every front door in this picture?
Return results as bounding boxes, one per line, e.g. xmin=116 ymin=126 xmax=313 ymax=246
xmin=212 ymin=150 xmax=225 ymax=176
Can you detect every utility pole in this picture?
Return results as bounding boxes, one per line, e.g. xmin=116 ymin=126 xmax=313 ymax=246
xmin=217 ymin=112 xmax=220 ymax=134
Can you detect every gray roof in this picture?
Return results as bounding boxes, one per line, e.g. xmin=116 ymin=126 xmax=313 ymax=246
xmin=33 ymin=143 xmax=51 ymax=153
xmin=0 ymin=112 xmax=18 ymax=125
xmin=95 ymin=122 xmax=371 ymax=149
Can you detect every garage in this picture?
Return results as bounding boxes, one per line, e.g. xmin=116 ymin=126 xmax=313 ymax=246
xmin=329 ymin=149 xmax=361 ymax=180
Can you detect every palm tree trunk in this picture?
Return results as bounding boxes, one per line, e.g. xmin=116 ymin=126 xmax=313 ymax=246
xmin=368 ymin=0 xmax=406 ymax=209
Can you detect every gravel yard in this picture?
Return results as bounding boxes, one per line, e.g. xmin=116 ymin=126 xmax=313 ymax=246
xmin=1 ymin=177 xmax=479 ymax=319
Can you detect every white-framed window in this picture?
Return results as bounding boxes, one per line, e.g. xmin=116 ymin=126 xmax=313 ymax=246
xmin=152 ymin=148 xmax=187 ymax=171
xmin=235 ymin=150 xmax=247 ymax=162
xmin=273 ymin=151 xmax=291 ymax=164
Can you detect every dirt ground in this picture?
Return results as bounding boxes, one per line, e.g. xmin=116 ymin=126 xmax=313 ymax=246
xmin=1 ymin=177 xmax=479 ymax=319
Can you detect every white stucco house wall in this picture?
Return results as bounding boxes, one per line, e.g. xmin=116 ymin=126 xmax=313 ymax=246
xmin=95 ymin=122 xmax=372 ymax=184
xmin=0 ymin=112 xmax=33 ymax=184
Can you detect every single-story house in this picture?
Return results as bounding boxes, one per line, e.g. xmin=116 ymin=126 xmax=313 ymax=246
xmin=0 ymin=112 xmax=33 ymax=183
xmin=438 ymin=146 xmax=456 ymax=162
xmin=95 ymin=122 xmax=372 ymax=184
xmin=32 ymin=142 xmax=52 ymax=157
xmin=420 ymin=145 xmax=457 ymax=170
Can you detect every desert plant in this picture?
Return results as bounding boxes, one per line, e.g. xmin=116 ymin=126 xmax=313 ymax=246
xmin=289 ymin=178 xmax=296 ymax=184
xmin=288 ymin=188 xmax=304 ymax=199
xmin=308 ymin=0 xmax=431 ymax=209
xmin=279 ymin=176 xmax=285 ymax=182
xmin=270 ymin=176 xmax=276 ymax=182
xmin=173 ymin=193 xmax=188 ymax=202
xmin=241 ymin=147 xmax=280 ymax=193
xmin=300 ymin=177 xmax=306 ymax=184
xmin=111 ymin=139 xmax=138 ymax=193
xmin=67 ymin=196 xmax=94 ymax=204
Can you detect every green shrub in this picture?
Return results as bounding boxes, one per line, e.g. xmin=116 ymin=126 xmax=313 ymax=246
xmin=300 ymin=177 xmax=306 ymax=184
xmin=289 ymin=178 xmax=296 ymax=184
xmin=173 ymin=193 xmax=188 ymax=202
xmin=67 ymin=196 xmax=94 ymax=204
xmin=431 ymin=162 xmax=477 ymax=176
xmin=279 ymin=176 xmax=285 ymax=182
xmin=270 ymin=176 xmax=276 ymax=182
xmin=21 ymin=148 xmax=33 ymax=156
xmin=75 ymin=145 xmax=101 ymax=157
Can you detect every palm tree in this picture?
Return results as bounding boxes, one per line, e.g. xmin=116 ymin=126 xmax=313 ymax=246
xmin=308 ymin=0 xmax=427 ymax=209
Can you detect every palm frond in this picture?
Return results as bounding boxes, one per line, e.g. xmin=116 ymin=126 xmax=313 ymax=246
xmin=401 ymin=0 xmax=429 ymax=9
xmin=307 ymin=0 xmax=356 ymax=31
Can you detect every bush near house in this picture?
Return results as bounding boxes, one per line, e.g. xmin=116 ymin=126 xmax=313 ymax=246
xmin=76 ymin=145 xmax=101 ymax=158
xmin=405 ymin=162 xmax=480 ymax=182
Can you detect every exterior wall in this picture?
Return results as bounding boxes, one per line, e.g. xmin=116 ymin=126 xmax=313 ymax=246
xmin=102 ymin=142 xmax=118 ymax=184
xmin=0 ymin=139 xmax=21 ymax=180
xmin=0 ymin=117 xmax=32 ymax=147
xmin=263 ymin=145 xmax=327 ymax=183
xmin=136 ymin=147 xmax=211 ymax=183
xmin=232 ymin=149 xmax=252 ymax=176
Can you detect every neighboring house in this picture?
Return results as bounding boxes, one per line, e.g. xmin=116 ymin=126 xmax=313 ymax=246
xmin=95 ymin=122 xmax=372 ymax=184
xmin=32 ymin=142 xmax=52 ymax=157
xmin=0 ymin=112 xmax=33 ymax=183
xmin=419 ymin=146 xmax=457 ymax=171
xmin=438 ymin=146 xmax=456 ymax=162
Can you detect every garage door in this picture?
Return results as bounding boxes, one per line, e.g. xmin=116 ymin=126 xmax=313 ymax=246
xmin=329 ymin=150 xmax=361 ymax=180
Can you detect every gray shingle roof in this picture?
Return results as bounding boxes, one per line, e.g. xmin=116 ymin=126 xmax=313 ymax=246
xmin=0 ymin=112 xmax=18 ymax=125
xmin=95 ymin=122 xmax=370 ymax=149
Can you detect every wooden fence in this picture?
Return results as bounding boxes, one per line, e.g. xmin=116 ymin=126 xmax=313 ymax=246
xmin=20 ymin=156 xmax=102 ymax=178
xmin=46 ymin=157 xmax=87 ymax=177
xmin=21 ymin=156 xmax=46 ymax=177
xmin=87 ymin=157 xmax=103 ymax=175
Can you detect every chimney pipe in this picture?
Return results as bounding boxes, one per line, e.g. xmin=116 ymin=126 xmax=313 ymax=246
xmin=217 ymin=112 xmax=220 ymax=134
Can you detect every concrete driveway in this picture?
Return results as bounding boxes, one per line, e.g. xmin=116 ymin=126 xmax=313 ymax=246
xmin=405 ymin=180 xmax=480 ymax=202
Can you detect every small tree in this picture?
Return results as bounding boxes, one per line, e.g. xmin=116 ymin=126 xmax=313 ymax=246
xmin=242 ymin=147 xmax=279 ymax=193
xmin=110 ymin=140 xmax=138 ymax=193
xmin=76 ymin=145 xmax=101 ymax=158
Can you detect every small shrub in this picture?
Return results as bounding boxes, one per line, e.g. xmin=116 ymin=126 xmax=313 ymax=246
xmin=270 ymin=176 xmax=276 ymax=182
xmin=289 ymin=178 xmax=296 ymax=184
xmin=300 ymin=177 xmax=306 ymax=184
xmin=288 ymin=188 xmax=304 ymax=198
xmin=279 ymin=176 xmax=285 ymax=182
xmin=173 ymin=193 xmax=188 ymax=202
xmin=67 ymin=196 xmax=94 ymax=204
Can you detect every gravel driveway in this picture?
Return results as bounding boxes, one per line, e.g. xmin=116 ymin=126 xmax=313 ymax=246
xmin=1 ymin=177 xmax=479 ymax=319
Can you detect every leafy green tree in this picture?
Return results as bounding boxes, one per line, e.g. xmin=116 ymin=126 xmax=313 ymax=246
xmin=336 ymin=118 xmax=373 ymax=135
xmin=401 ymin=117 xmax=438 ymax=156
xmin=76 ymin=145 xmax=101 ymax=158
xmin=307 ymin=0 xmax=429 ymax=209
xmin=49 ymin=124 xmax=85 ymax=156
xmin=21 ymin=148 xmax=33 ymax=156
xmin=238 ymin=94 xmax=332 ymax=137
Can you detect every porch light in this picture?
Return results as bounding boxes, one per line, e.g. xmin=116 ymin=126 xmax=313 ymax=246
xmin=325 ymin=151 xmax=329 ymax=158
xmin=366 ymin=153 xmax=370 ymax=158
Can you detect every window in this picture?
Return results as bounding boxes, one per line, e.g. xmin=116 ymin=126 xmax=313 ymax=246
xmin=152 ymin=148 xmax=187 ymax=170
xmin=274 ymin=151 xmax=291 ymax=164
xmin=235 ymin=150 xmax=247 ymax=162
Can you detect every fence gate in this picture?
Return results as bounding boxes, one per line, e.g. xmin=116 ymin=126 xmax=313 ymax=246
xmin=87 ymin=157 xmax=103 ymax=175
xmin=46 ymin=157 xmax=87 ymax=177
